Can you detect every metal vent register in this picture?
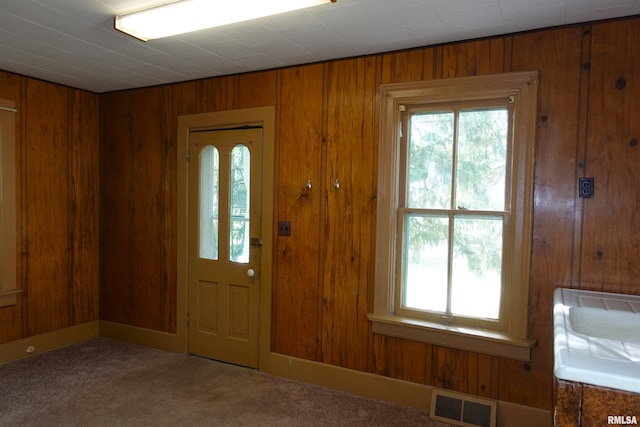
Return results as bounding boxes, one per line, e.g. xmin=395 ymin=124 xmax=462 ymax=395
xmin=430 ymin=390 xmax=496 ymax=427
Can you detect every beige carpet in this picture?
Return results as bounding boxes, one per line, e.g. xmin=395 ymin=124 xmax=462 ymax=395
xmin=0 ymin=338 xmax=453 ymax=426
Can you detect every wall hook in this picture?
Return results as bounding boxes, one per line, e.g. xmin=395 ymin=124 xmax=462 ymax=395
xmin=334 ymin=179 xmax=340 ymax=190
xmin=306 ymin=179 xmax=312 ymax=190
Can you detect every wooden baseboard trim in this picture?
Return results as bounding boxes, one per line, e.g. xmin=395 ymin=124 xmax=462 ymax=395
xmin=98 ymin=320 xmax=184 ymax=353
xmin=262 ymin=352 xmax=552 ymax=427
xmin=498 ymin=400 xmax=552 ymax=427
xmin=263 ymin=352 xmax=433 ymax=410
xmin=1 ymin=323 xmax=550 ymax=427
xmin=0 ymin=321 xmax=99 ymax=364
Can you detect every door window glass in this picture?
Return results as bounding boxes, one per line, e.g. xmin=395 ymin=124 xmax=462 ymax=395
xmin=199 ymin=145 xmax=219 ymax=260
xmin=230 ymin=144 xmax=250 ymax=263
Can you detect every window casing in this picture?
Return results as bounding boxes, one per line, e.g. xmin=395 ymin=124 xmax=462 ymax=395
xmin=0 ymin=99 xmax=18 ymax=307
xmin=369 ymin=73 xmax=538 ymax=361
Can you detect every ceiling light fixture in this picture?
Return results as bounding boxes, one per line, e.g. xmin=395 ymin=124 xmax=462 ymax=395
xmin=115 ymin=0 xmax=337 ymax=42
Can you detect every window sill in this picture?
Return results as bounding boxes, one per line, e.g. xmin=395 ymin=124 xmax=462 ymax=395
xmin=368 ymin=313 xmax=535 ymax=361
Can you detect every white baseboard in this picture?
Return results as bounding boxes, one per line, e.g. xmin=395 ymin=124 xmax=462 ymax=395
xmin=0 ymin=321 xmax=99 ymax=364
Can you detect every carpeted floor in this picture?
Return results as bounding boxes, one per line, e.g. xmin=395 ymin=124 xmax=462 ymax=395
xmin=0 ymin=338 xmax=453 ymax=426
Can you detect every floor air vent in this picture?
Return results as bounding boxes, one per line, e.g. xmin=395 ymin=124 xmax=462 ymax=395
xmin=430 ymin=390 xmax=496 ymax=427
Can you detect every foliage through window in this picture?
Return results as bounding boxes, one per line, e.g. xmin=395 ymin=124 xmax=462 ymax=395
xmin=400 ymin=105 xmax=509 ymax=324
xmin=230 ymin=144 xmax=250 ymax=263
xmin=198 ymin=143 xmax=250 ymax=264
xmin=199 ymin=145 xmax=219 ymax=260
xmin=370 ymin=73 xmax=538 ymax=360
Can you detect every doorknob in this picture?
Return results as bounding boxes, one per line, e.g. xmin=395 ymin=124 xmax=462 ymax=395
xmin=247 ymin=269 xmax=255 ymax=278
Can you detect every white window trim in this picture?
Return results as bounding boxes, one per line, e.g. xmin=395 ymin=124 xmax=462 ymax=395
xmin=0 ymin=99 xmax=19 ymax=308
xmin=369 ymin=72 xmax=538 ymax=361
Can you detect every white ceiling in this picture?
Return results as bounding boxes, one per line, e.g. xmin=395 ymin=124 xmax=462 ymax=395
xmin=1 ymin=0 xmax=639 ymax=93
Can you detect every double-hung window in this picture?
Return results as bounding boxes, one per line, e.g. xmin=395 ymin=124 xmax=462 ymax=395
xmin=369 ymin=73 xmax=538 ymax=360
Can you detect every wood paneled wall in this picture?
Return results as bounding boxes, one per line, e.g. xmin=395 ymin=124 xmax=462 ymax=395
xmin=99 ymin=71 xmax=277 ymax=332
xmin=0 ymin=15 xmax=633 ymax=413
xmin=0 ymin=73 xmax=99 ymax=344
xmin=99 ymin=17 xmax=640 ymax=411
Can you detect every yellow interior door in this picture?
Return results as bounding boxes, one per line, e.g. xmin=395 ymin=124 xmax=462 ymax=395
xmin=187 ymin=128 xmax=262 ymax=368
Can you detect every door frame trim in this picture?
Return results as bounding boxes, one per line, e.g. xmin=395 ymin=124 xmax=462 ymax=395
xmin=176 ymin=106 xmax=275 ymax=367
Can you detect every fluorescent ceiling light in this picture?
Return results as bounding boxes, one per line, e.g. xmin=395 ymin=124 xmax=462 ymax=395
xmin=115 ymin=0 xmax=336 ymax=41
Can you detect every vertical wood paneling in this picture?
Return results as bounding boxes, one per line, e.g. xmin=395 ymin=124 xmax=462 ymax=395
xmin=374 ymin=49 xmax=435 ymax=381
xmin=89 ymin=16 xmax=640 ymax=414
xmin=380 ymin=49 xmax=434 ymax=84
xmin=432 ymin=346 xmax=468 ymax=393
xmin=0 ymin=72 xmax=98 ymax=345
xmin=272 ymin=65 xmax=325 ymax=360
xmin=508 ymin=26 xmax=585 ymax=409
xmin=467 ymin=353 xmax=499 ymax=399
xmin=99 ymin=71 xmax=279 ymax=334
xmin=321 ymin=57 xmax=376 ymax=371
xmin=237 ymin=70 xmax=277 ymax=109
xmin=581 ymin=20 xmax=640 ymax=294
xmin=10 ymin=18 xmax=637 ymax=413
xmin=101 ymin=87 xmax=177 ymax=332
xmin=161 ymin=81 xmax=208 ymax=331
xmin=160 ymin=86 xmax=180 ymax=334
xmin=373 ymin=334 xmax=429 ymax=384
xmin=129 ymin=87 xmax=166 ymax=330
xmin=100 ymin=92 xmax=133 ymax=325
xmin=167 ymin=81 xmax=205 ymax=116
xmin=224 ymin=75 xmax=239 ymax=110
xmin=25 ymin=79 xmax=71 ymax=336
xmin=443 ymin=38 xmax=506 ymax=78
xmin=571 ymin=26 xmax=593 ymax=285
xmin=193 ymin=78 xmax=230 ymax=113
xmin=0 ymin=72 xmax=24 ymax=344
xmin=69 ymin=89 xmax=100 ymax=324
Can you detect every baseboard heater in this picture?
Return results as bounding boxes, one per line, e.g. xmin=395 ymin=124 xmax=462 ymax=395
xmin=430 ymin=389 xmax=497 ymax=427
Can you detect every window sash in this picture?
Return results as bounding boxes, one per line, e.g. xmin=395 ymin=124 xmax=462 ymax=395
xmin=395 ymin=209 xmax=509 ymax=331
xmin=394 ymin=102 xmax=513 ymax=332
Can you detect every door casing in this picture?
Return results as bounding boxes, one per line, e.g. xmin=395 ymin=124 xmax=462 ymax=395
xmin=176 ymin=106 xmax=275 ymax=368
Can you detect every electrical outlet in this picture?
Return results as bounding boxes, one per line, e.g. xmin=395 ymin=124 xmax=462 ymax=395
xmin=278 ymin=221 xmax=291 ymax=236
xmin=579 ymin=177 xmax=594 ymax=198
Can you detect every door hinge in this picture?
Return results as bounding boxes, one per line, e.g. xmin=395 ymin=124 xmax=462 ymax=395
xmin=186 ymin=149 xmax=191 ymax=161
xmin=186 ymin=312 xmax=190 ymax=327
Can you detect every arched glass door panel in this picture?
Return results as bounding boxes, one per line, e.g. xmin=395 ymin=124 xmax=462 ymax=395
xmin=229 ymin=144 xmax=250 ymax=263
xmin=199 ymin=145 xmax=219 ymax=260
